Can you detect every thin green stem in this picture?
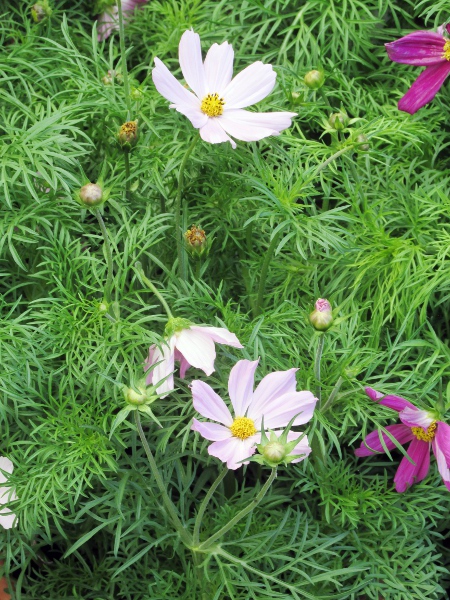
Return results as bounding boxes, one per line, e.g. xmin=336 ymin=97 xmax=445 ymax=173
xmin=134 ymin=262 xmax=173 ymax=319
xmin=124 ymin=151 xmax=131 ymax=196
xmin=116 ymin=0 xmax=132 ymax=119
xmin=321 ymin=376 xmax=344 ymax=413
xmin=175 ymin=135 xmax=199 ymax=280
xmin=254 ymin=231 xmax=281 ymax=317
xmin=134 ymin=412 xmax=192 ymax=546
xmin=199 ymin=468 xmax=277 ymax=551
xmin=300 ymin=144 xmax=355 ymax=192
xmin=314 ymin=335 xmax=325 ymax=405
xmin=95 ymin=209 xmax=114 ymax=305
xmin=193 ymin=466 xmax=228 ymax=545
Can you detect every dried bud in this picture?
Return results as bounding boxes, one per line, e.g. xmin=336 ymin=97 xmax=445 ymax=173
xmin=309 ymin=298 xmax=333 ymax=331
xmin=78 ymin=183 xmax=104 ymax=207
xmin=304 ymin=69 xmax=325 ymax=90
xmin=184 ymin=225 xmax=209 ymax=258
xmin=356 ymin=134 xmax=370 ymax=152
xmin=118 ymin=120 xmax=138 ymax=150
xmin=329 ymin=112 xmax=349 ymax=131
xmin=262 ymin=442 xmax=286 ymax=463
xmin=31 ymin=1 xmax=52 ymax=22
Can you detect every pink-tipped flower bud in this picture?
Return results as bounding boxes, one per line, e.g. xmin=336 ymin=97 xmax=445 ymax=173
xmin=309 ymin=298 xmax=333 ymax=331
xmin=79 ymin=183 xmax=104 ymax=207
xmin=304 ymin=69 xmax=325 ymax=90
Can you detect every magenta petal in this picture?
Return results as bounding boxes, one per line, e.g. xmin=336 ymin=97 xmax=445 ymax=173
xmin=355 ymin=424 xmax=414 ymax=457
xmin=394 ymin=438 xmax=430 ymax=493
xmin=435 ymin=422 xmax=450 ymax=464
xmin=398 ymin=62 xmax=450 ymax=114
xmin=365 ymin=387 xmax=416 ymax=412
xmin=432 ymin=439 xmax=450 ymax=491
xmin=386 ymin=31 xmax=446 ymax=66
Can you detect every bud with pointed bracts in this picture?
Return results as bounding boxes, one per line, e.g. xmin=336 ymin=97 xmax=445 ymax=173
xmin=309 ymin=298 xmax=333 ymax=331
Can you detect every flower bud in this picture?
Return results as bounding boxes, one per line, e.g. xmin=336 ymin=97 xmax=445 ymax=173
xmin=262 ymin=442 xmax=286 ymax=464
xmin=123 ymin=380 xmax=156 ymax=406
xmin=118 ymin=120 xmax=138 ymax=150
xmin=291 ymin=91 xmax=302 ymax=105
xmin=356 ymin=134 xmax=370 ymax=152
xmin=329 ymin=112 xmax=349 ymax=131
xmin=131 ymin=87 xmax=144 ymax=101
xmin=79 ymin=183 xmax=104 ymax=207
xmin=304 ymin=69 xmax=325 ymax=90
xmin=184 ymin=225 xmax=209 ymax=258
xmin=309 ymin=298 xmax=333 ymax=331
xmin=31 ymin=1 xmax=52 ymax=22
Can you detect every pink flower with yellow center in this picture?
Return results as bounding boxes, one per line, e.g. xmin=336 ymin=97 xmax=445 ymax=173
xmin=385 ymin=24 xmax=450 ymax=114
xmin=355 ymin=387 xmax=450 ymax=492
xmin=191 ymin=359 xmax=317 ymax=469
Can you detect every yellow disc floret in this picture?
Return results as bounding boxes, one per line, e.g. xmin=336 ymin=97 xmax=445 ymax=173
xmin=443 ymin=40 xmax=450 ymax=61
xmin=230 ymin=416 xmax=257 ymax=440
xmin=411 ymin=421 xmax=437 ymax=442
xmin=201 ymin=93 xmax=225 ymax=117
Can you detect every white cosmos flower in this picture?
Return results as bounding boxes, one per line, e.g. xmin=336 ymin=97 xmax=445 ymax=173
xmin=0 ymin=457 xmax=17 ymax=530
xmin=152 ymin=30 xmax=297 ymax=148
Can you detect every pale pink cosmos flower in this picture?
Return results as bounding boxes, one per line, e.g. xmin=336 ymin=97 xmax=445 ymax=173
xmin=144 ymin=322 xmax=243 ymax=398
xmin=385 ymin=24 xmax=450 ymax=114
xmin=97 ymin=0 xmax=148 ymax=42
xmin=355 ymin=387 xmax=450 ymax=492
xmin=151 ymin=30 xmax=297 ymax=148
xmin=0 ymin=457 xmax=17 ymax=529
xmin=191 ymin=359 xmax=317 ymax=469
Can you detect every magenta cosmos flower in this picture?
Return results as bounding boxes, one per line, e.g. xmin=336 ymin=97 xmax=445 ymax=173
xmin=191 ymin=359 xmax=317 ymax=469
xmin=385 ymin=24 xmax=450 ymax=114
xmin=355 ymin=387 xmax=450 ymax=492
xmin=152 ymin=30 xmax=296 ymax=148
xmin=97 ymin=0 xmax=148 ymax=41
xmin=144 ymin=320 xmax=243 ymax=398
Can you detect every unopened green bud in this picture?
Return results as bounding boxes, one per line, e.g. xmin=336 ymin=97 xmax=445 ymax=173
xmin=291 ymin=91 xmax=301 ymax=105
xmin=356 ymin=134 xmax=370 ymax=152
xmin=79 ymin=183 xmax=104 ymax=207
xmin=31 ymin=1 xmax=52 ymax=22
xmin=123 ymin=380 xmax=156 ymax=406
xmin=304 ymin=69 xmax=325 ymax=90
xmin=118 ymin=120 xmax=138 ymax=150
xmin=309 ymin=298 xmax=333 ymax=331
xmin=262 ymin=441 xmax=286 ymax=464
xmin=131 ymin=87 xmax=144 ymax=101
xmin=184 ymin=225 xmax=209 ymax=258
xmin=329 ymin=112 xmax=349 ymax=131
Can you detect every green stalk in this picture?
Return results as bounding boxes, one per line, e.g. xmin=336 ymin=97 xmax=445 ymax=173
xmin=175 ymin=136 xmax=199 ymax=280
xmin=134 ymin=262 xmax=173 ymax=319
xmin=198 ymin=468 xmax=277 ymax=551
xmin=124 ymin=151 xmax=131 ymax=196
xmin=95 ymin=209 xmax=114 ymax=305
xmin=134 ymin=412 xmax=192 ymax=546
xmin=193 ymin=466 xmax=228 ymax=545
xmin=254 ymin=231 xmax=281 ymax=317
xmin=314 ymin=334 xmax=325 ymax=405
xmin=321 ymin=376 xmax=344 ymax=413
xmin=116 ymin=0 xmax=132 ymax=119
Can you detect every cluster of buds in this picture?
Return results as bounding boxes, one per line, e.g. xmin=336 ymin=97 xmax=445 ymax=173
xmin=309 ymin=298 xmax=333 ymax=331
xmin=31 ymin=0 xmax=52 ymax=22
xmin=118 ymin=120 xmax=139 ymax=151
xmin=304 ymin=69 xmax=325 ymax=90
xmin=184 ymin=225 xmax=209 ymax=258
xmin=102 ymin=69 xmax=124 ymax=86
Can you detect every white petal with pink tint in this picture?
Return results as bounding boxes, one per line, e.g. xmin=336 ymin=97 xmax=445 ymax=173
xmin=208 ymin=436 xmax=258 ymax=469
xmin=190 ymin=326 xmax=243 ymax=348
xmin=179 ymin=30 xmax=207 ymax=99
xmin=285 ymin=431 xmax=311 ymax=463
xmin=192 ymin=419 xmax=232 ymax=441
xmin=0 ymin=458 xmax=16 ymax=529
xmin=176 ymin=328 xmax=216 ymax=376
xmin=149 ymin=337 xmax=176 ymax=398
xmin=200 ymin=119 xmax=236 ymax=148
xmin=432 ymin=440 xmax=450 ymax=491
xmin=399 ymin=407 xmax=435 ymax=429
xmin=152 ymin=58 xmax=201 ymax=110
xmin=191 ymin=380 xmax=233 ymax=426
xmin=219 ymin=109 xmax=296 ymax=142
xmin=248 ymin=368 xmax=298 ymax=419
xmin=223 ymin=61 xmax=276 ymax=109
xmin=228 ymin=359 xmax=259 ymax=416
xmin=204 ymin=41 xmax=234 ymax=95
xmin=258 ymin=391 xmax=317 ymax=429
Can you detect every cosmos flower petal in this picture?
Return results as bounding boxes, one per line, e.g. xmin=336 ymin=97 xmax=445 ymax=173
xmin=204 ymin=41 xmax=234 ymax=95
xmin=191 ymin=380 xmax=233 ymax=426
xmin=364 ymin=387 xmax=417 ymax=412
xmin=435 ymin=421 xmax=450 ymax=464
xmin=146 ymin=337 xmax=176 ymax=398
xmin=223 ymin=61 xmax=276 ymax=109
xmin=218 ymin=109 xmax=296 ymax=142
xmin=170 ymin=103 xmax=208 ymax=129
xmin=0 ymin=458 xmax=13 ymax=485
xmin=355 ymin=424 xmax=414 ymax=457
xmin=152 ymin=58 xmax=201 ymax=108
xmin=248 ymin=368 xmax=298 ymax=419
xmin=199 ymin=118 xmax=236 ymax=148
xmin=432 ymin=439 xmax=450 ymax=491
xmin=191 ymin=419 xmax=232 ymax=441
xmin=208 ymin=436 xmax=258 ymax=469
xmin=189 ymin=326 xmax=243 ymax=348
xmin=279 ymin=431 xmax=311 ymax=463
xmin=257 ymin=391 xmax=317 ymax=429
xmin=176 ymin=329 xmax=216 ymax=376
xmin=228 ymin=359 xmax=259 ymax=416
xmin=398 ymin=62 xmax=450 ymax=114
xmin=399 ymin=407 xmax=435 ymax=429
xmin=394 ymin=438 xmax=430 ymax=493
xmin=385 ymin=31 xmax=447 ymax=65
xmin=179 ymin=30 xmax=207 ymax=99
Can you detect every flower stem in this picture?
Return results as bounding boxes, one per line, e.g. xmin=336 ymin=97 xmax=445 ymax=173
xmin=175 ymin=135 xmax=199 ymax=280
xmin=314 ymin=334 xmax=325 ymax=405
xmin=321 ymin=376 xmax=344 ymax=413
xmin=254 ymin=231 xmax=281 ymax=317
xmin=95 ymin=209 xmax=114 ymax=305
xmin=134 ymin=262 xmax=173 ymax=319
xmin=300 ymin=144 xmax=355 ymax=191
xmin=193 ymin=466 xmax=228 ymax=546
xmin=198 ymin=468 xmax=277 ymax=551
xmin=124 ymin=151 xmax=131 ymax=196
xmin=134 ymin=412 xmax=192 ymax=546
xmin=116 ymin=0 xmax=132 ymax=119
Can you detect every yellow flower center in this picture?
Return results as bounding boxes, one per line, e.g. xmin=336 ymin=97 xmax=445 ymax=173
xmin=229 ymin=416 xmax=257 ymax=440
xmin=411 ymin=421 xmax=437 ymax=442
xmin=443 ymin=40 xmax=450 ymax=61
xmin=200 ymin=93 xmax=225 ymax=117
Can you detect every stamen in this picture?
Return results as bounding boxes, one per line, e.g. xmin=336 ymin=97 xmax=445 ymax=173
xmin=411 ymin=421 xmax=437 ymax=442
xmin=442 ymin=40 xmax=450 ymax=61
xmin=230 ymin=416 xmax=257 ymax=440
xmin=200 ymin=93 xmax=225 ymax=117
